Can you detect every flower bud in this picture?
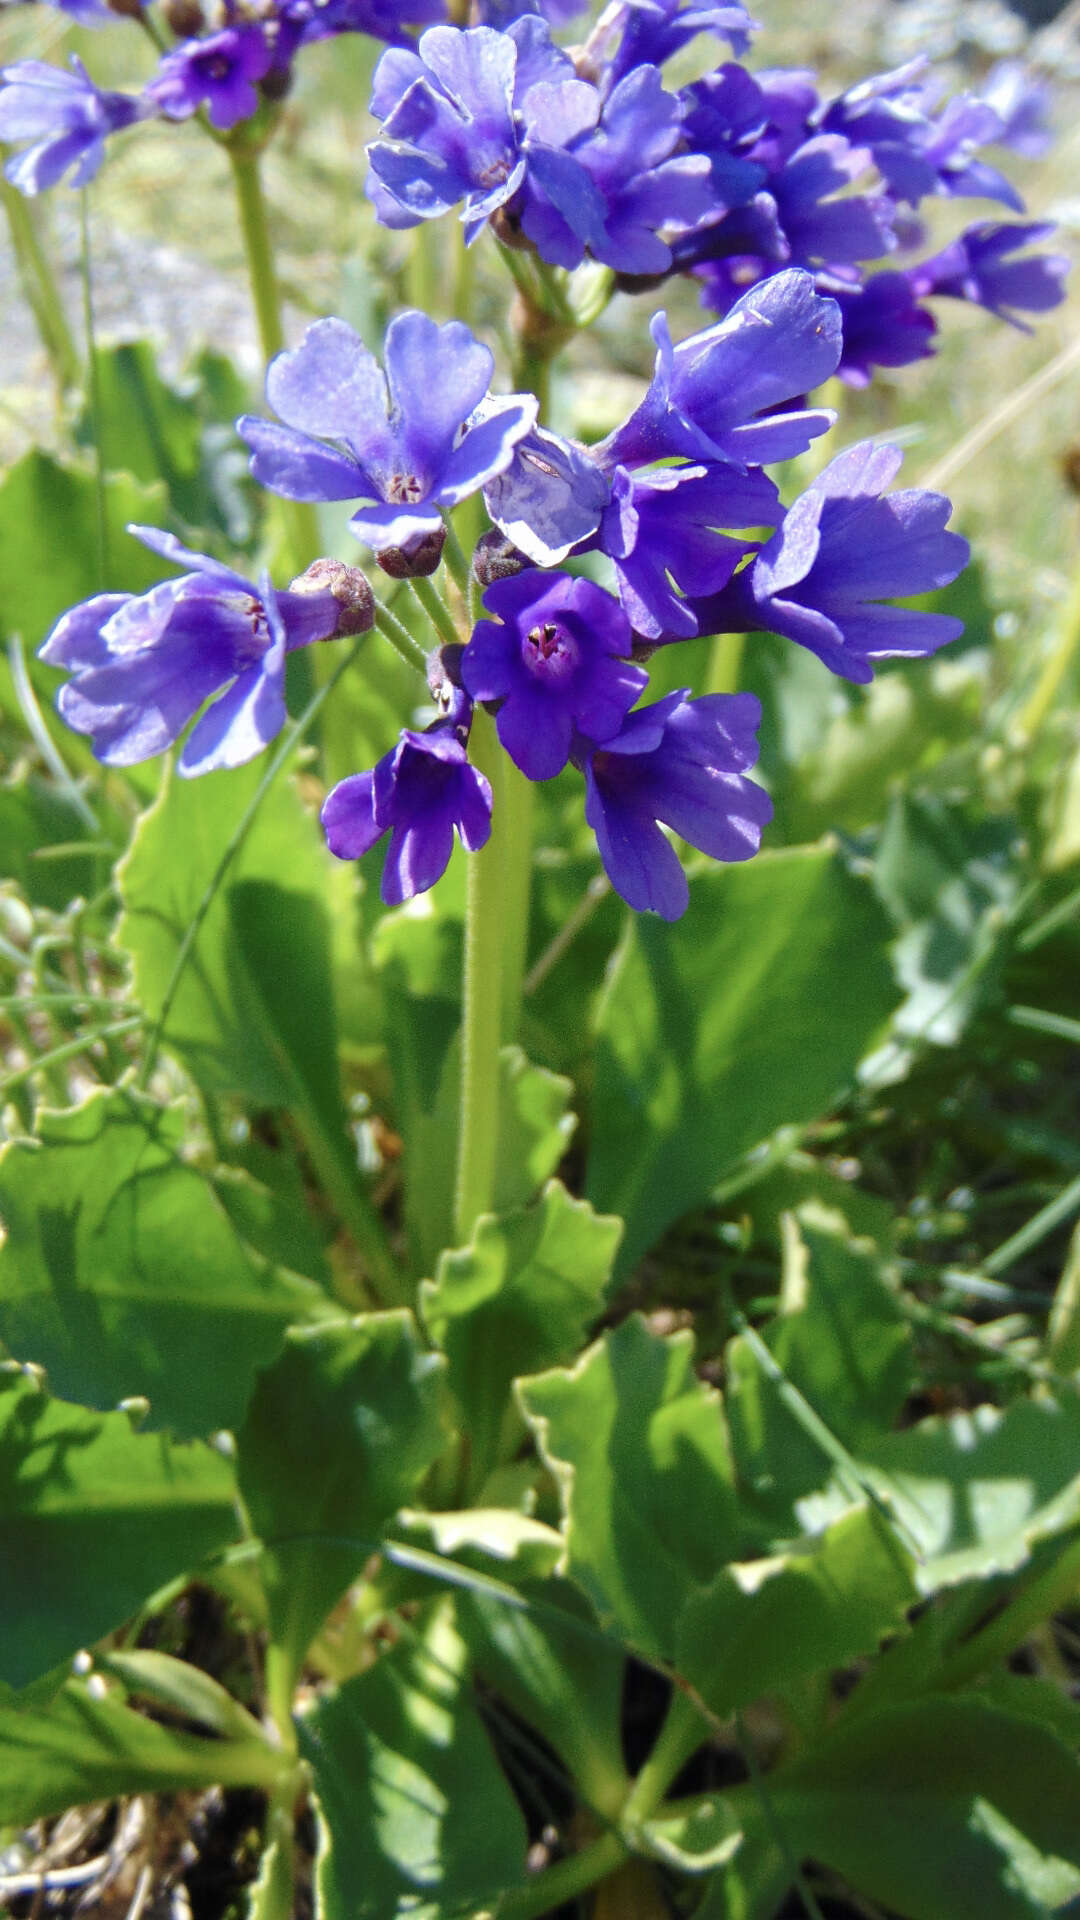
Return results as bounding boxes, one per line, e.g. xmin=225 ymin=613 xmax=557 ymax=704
xmin=471 ymin=528 xmax=528 ymax=588
xmin=260 ymin=65 xmax=293 ymax=104
xmin=162 ymin=0 xmax=204 ymax=31
xmin=107 ymin=0 xmax=145 ymax=16
xmin=290 ymin=558 xmax=375 ymax=637
xmin=376 ymin=525 xmax=446 ymax=579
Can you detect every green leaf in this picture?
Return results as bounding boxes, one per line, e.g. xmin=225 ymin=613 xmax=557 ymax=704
xmin=846 ymin=1393 xmax=1080 ymax=1591
xmin=588 ymin=847 xmax=899 ymax=1274
xmin=0 ymin=1088 xmax=333 ymax=1437
xmin=643 ymin=1798 xmax=744 ymax=1874
xmin=396 ymin=1506 xmax=563 ymax=1579
xmin=99 ymin=1649 xmax=270 ymax=1746
xmin=116 ymin=757 xmax=341 ymax=1112
xmin=869 ymin=791 xmax=1020 ymax=1069
xmin=237 ymin=1314 xmax=446 ymax=1682
xmin=1047 ymin=1220 xmax=1080 ymax=1373
xmin=0 ymin=776 xmax=109 ymax=911
xmin=0 ymin=1675 xmax=283 ymax=1825
xmin=456 ymin=1573 xmax=629 ymax=1818
xmin=421 ymin=1180 xmax=620 ymax=1492
xmin=754 ymin=1696 xmax=1080 ymax=1920
xmin=75 ymin=340 xmax=253 ymax=541
xmin=0 ymin=453 xmax=167 ymax=652
xmin=675 ymin=1505 xmax=916 ymax=1721
xmin=302 ymin=1598 xmax=527 ymax=1919
xmin=0 ymin=1369 xmax=240 ymax=1689
xmin=518 ymin=1316 xmax=749 ymax=1661
xmin=726 ymin=1204 xmax=914 ymax=1525
xmin=398 ymin=1509 xmax=626 ymax=1817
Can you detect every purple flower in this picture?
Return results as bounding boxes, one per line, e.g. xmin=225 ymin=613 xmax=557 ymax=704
xmin=366 ymin=20 xmax=595 ymax=244
xmin=555 ymin=62 xmax=721 ymax=275
xmin=597 ymin=271 xmax=842 ymax=473
xmin=677 ymin=63 xmax=769 ymax=212
xmin=321 ymin=688 xmax=492 ymax=904
xmin=366 ymin=19 xmax=725 ymax=273
xmin=694 ymin=441 xmax=968 ymax=683
xmin=752 ymin=66 xmax=818 ymax=159
xmin=300 ymin=0 xmax=446 ymax=40
xmin=39 ymin=528 xmax=347 ymax=774
xmin=583 ymin=0 xmax=758 ymax=94
xmin=145 ymin=26 xmax=273 ymax=132
xmin=0 ymin=57 xmax=144 ymax=195
xmin=821 ymin=63 xmax=1024 ymax=212
xmin=44 ymin=0 xmax=114 ymax=25
xmin=461 ymin=571 xmax=646 ymax=780
xmin=831 ymin=270 xmax=937 ymax=385
xmin=237 ymin=313 xmax=537 ymax=555
xmin=675 ymin=132 xmax=896 ymax=280
xmin=598 ymin=462 xmax=780 ymax=638
xmin=484 ymin=425 xmax=612 ymax=566
xmin=578 ymin=689 xmax=771 ymax=919
xmin=475 ymin=0 xmax=585 ymax=23
xmin=908 ymin=220 xmax=1069 ymax=331
xmin=980 ymin=62 xmax=1052 ymax=160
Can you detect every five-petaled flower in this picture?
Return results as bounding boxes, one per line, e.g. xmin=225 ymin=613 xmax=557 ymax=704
xmin=238 ymin=312 xmax=537 ymax=561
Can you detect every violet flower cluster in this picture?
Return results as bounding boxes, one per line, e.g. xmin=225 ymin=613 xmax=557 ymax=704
xmin=42 ymin=271 xmax=971 ymax=920
xmin=364 ymin=6 xmax=1068 ymax=379
xmin=0 ymin=0 xmax=447 ymax=189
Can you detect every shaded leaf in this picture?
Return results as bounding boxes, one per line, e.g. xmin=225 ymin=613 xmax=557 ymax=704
xmin=115 ymin=758 xmax=342 ymax=1114
xmin=0 ymin=1369 xmax=240 ymax=1689
xmin=421 ymin=1180 xmax=620 ymax=1492
xmin=0 ymin=1088 xmax=332 ymax=1437
xmin=237 ymin=1314 xmax=446 ymax=1682
xmin=588 ymin=847 xmax=899 ymax=1275
xmin=518 ymin=1317 xmax=749 ymax=1661
xmin=726 ymin=1204 xmax=914 ymax=1526
xmin=675 ymin=1504 xmax=915 ymax=1720
xmin=0 ymin=776 xmax=109 ymax=912
xmin=0 ymin=1676 xmax=282 ymax=1826
xmin=0 ymin=453 xmax=166 ymax=654
xmin=302 ymin=1598 xmax=527 ymax=1919
xmin=753 ymin=1695 xmax=1080 ymax=1920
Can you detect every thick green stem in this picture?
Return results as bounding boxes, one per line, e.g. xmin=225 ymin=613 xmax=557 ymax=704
xmin=499 ymin=760 xmax=535 ymax=1044
xmin=1015 ymin=570 xmax=1080 ymax=745
xmin=620 ymin=1690 xmax=708 ymax=1834
xmin=227 ymin=143 xmax=320 ymax=574
xmin=454 ymin=707 xmax=507 ymax=1244
xmin=228 ymin=144 xmax=286 ymax=361
xmin=407 ymin=219 xmax=443 ymax=317
xmin=0 ymin=165 xmax=80 ymax=392
xmin=705 ymin=630 xmax=745 ymax=697
xmin=496 ymin=1832 xmax=628 ymax=1920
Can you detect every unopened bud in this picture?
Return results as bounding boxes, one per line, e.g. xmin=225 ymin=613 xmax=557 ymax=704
xmin=290 ymin=558 xmax=375 ymax=636
xmin=162 ymin=0 xmax=204 ymax=30
xmin=260 ymin=64 xmax=293 ymax=104
xmin=376 ymin=525 xmax=446 ymax=579
xmin=490 ymin=205 xmax=533 ymax=253
xmin=614 ymin=270 xmax=667 ymax=297
xmin=472 ymin=528 xmax=529 ymax=588
xmin=107 ymin=0 xmax=145 ymax=16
